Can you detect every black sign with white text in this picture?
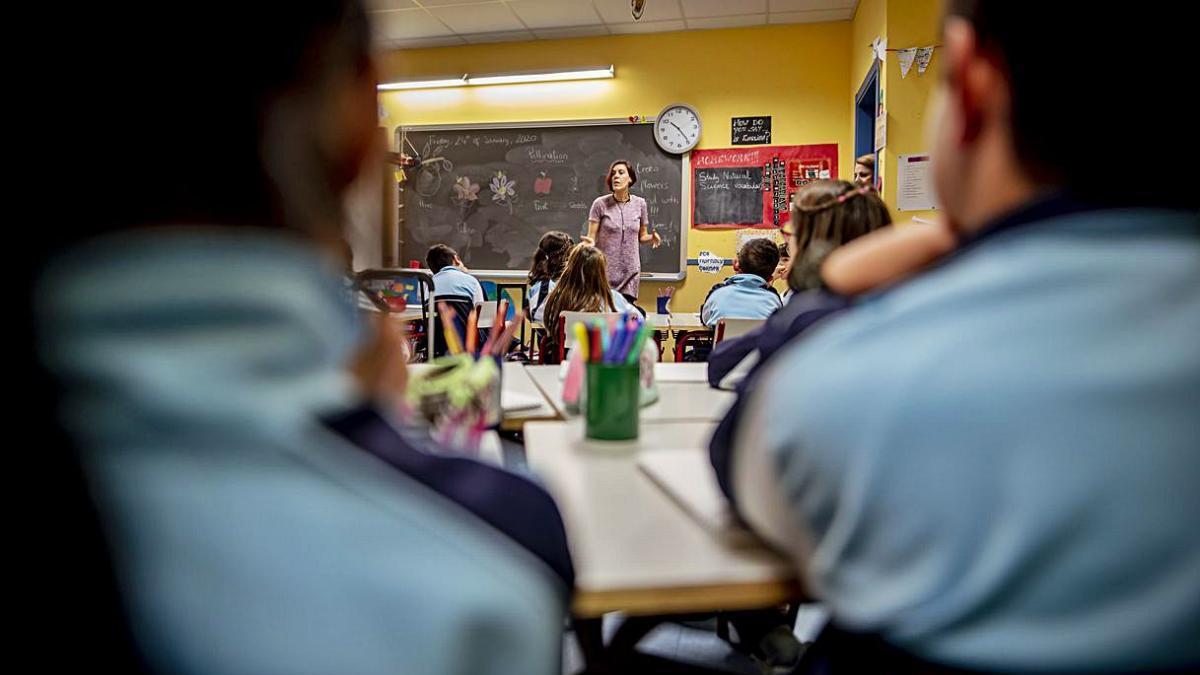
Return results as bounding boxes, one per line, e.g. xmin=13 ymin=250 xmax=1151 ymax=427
xmin=731 ymin=117 xmax=771 ymax=145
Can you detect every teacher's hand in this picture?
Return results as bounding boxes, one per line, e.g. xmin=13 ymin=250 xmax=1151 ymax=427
xmin=651 ymin=232 xmax=662 ymax=249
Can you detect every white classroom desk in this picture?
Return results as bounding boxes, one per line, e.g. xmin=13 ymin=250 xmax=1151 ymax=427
xmin=666 ymin=312 xmax=706 ymax=330
xmin=377 ymin=306 xmax=426 ymax=323
xmin=523 ymin=363 xmax=734 ymax=423
xmin=409 ymin=361 xmax=560 ymax=431
xmin=524 ymin=419 xmax=801 ymax=617
xmin=529 ymin=312 xmax=670 ymax=332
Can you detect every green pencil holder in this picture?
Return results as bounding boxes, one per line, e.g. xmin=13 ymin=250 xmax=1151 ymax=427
xmin=585 ymin=362 xmax=640 ymax=441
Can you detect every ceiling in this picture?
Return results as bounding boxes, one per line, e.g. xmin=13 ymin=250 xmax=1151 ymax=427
xmin=368 ymin=0 xmax=860 ymax=49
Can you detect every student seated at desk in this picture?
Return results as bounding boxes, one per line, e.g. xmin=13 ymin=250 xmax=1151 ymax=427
xmin=33 ymin=4 xmax=573 ymax=673
xmin=706 ymin=181 xmax=890 ymax=390
xmin=700 ymin=238 xmax=782 ymax=327
xmin=541 ymin=244 xmax=631 ymax=362
xmin=718 ymin=3 xmax=1199 ymax=672
xmin=427 ymin=243 xmax=483 ymax=305
xmin=526 ymin=230 xmax=574 ymax=323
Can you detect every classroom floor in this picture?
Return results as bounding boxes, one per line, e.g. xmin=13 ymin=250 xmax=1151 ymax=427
xmin=561 ymin=606 xmax=829 ymax=674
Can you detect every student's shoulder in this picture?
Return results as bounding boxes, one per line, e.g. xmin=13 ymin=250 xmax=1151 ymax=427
xmin=703 ymin=277 xmax=735 ymax=304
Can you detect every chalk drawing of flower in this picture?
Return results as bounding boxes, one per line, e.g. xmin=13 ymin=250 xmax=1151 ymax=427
xmin=452 ymin=176 xmax=480 ymax=203
xmin=489 ymin=171 xmax=516 ymax=203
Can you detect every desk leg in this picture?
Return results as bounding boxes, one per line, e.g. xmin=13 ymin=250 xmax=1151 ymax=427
xmin=674 ymin=330 xmax=689 ymax=363
xmin=572 ymin=616 xmax=606 ymax=673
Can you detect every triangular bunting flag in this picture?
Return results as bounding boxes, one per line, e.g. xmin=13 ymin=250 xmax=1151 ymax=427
xmin=898 ymin=48 xmax=917 ymax=78
xmin=916 ymin=46 xmax=935 ymax=74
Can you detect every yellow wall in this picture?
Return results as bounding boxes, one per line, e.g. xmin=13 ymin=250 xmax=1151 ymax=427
xmin=850 ymin=0 xmax=943 ymax=223
xmin=883 ymin=0 xmax=942 ymax=223
xmin=378 ymin=23 xmax=852 ymax=315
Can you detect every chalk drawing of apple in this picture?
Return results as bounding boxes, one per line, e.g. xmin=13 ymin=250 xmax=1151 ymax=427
xmin=534 ymin=171 xmax=553 ymax=195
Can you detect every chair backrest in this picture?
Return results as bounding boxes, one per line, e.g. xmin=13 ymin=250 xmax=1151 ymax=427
xmin=557 ymin=311 xmax=623 ymax=362
xmin=476 ymin=299 xmax=498 ymax=329
xmin=432 ymin=294 xmax=475 ymax=359
xmin=715 ymin=318 xmax=765 ymax=344
xmin=356 ymin=269 xmax=435 ymax=358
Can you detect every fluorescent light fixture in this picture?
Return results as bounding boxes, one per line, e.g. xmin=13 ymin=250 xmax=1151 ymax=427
xmin=377 ymin=75 xmax=466 ymax=91
xmin=378 ymin=66 xmax=614 ymax=91
xmin=466 ymin=66 xmax=614 ymax=86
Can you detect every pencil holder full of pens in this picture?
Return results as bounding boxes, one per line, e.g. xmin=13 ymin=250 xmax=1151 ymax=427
xmin=584 ymin=361 xmax=639 ymax=441
xmin=405 ymin=354 xmax=502 ymax=452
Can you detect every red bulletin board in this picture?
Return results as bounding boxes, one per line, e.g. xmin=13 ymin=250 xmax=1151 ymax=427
xmin=690 ymin=144 xmax=838 ymax=230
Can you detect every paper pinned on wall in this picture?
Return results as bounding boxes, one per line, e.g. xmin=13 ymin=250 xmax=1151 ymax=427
xmin=897 ymin=153 xmax=939 ymax=212
xmin=898 ymin=48 xmax=918 ymax=78
xmin=736 ymin=229 xmax=779 ymax=254
xmin=916 ymin=46 xmax=935 ymax=73
xmin=697 ymin=250 xmax=724 ymax=274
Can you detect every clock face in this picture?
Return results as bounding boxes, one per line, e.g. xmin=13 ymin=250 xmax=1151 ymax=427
xmin=654 ymin=104 xmax=701 ymax=154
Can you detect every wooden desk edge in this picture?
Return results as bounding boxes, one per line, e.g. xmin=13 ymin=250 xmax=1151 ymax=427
xmin=571 ymin=577 xmax=805 ymax=618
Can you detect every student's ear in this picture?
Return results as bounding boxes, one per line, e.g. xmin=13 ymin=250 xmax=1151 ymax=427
xmin=943 ymin=18 xmax=1005 ymax=149
xmin=732 ymin=259 xmax=741 ymax=273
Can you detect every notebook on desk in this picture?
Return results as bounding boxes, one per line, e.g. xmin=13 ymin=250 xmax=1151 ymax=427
xmin=716 ymin=350 xmax=759 ymax=391
xmin=501 ymin=390 xmax=545 ymax=413
xmin=637 ymin=449 xmax=757 ymax=546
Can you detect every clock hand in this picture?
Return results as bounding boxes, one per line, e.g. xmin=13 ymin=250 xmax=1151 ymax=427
xmin=669 ymin=121 xmax=686 ymax=136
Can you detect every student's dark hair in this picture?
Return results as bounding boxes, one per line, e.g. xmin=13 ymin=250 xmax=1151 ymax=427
xmin=605 ymin=160 xmax=638 ymax=191
xmin=788 ymin=180 xmax=891 ymax=291
xmin=945 ymin=1 xmax=1192 ymax=207
xmin=23 ymin=3 xmax=372 ymax=668
xmin=737 ymin=238 xmax=781 ymax=281
xmin=777 ymin=241 xmax=790 ymax=261
xmin=66 ymin=1 xmax=373 ymax=240
xmin=426 ymin=244 xmax=459 ymax=273
xmin=528 ymin=231 xmax=575 ymax=284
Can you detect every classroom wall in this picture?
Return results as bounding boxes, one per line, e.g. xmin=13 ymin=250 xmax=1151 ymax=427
xmin=883 ymin=0 xmax=942 ymax=223
xmin=850 ymin=0 xmax=943 ymax=223
xmin=377 ymin=23 xmax=853 ymax=314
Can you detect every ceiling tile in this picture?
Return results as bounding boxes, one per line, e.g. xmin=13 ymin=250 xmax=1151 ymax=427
xmin=460 ymin=30 xmax=538 ymax=44
xmin=388 ymin=35 xmax=469 ymax=49
xmin=687 ymin=14 xmax=767 ymax=29
xmin=508 ymin=0 xmax=603 ymax=29
xmin=372 ymin=9 xmax=456 ymax=40
xmin=768 ymin=9 xmax=851 ymax=23
xmin=680 ymin=0 xmax=766 ymax=19
xmin=428 ymin=3 xmax=525 ymax=33
xmin=769 ymin=0 xmax=854 ymax=11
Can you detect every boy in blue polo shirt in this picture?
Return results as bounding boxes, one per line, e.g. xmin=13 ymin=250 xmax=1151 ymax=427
xmin=700 ymin=238 xmax=782 ymax=327
xmin=427 ymin=244 xmax=483 ymax=305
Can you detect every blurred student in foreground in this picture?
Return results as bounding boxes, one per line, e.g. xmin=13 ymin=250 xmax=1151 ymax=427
xmin=33 ymin=2 xmax=572 ymax=673
xmin=721 ymin=2 xmax=1199 ymax=672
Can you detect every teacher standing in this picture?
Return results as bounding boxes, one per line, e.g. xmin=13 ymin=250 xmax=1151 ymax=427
xmin=582 ymin=159 xmax=661 ymax=303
